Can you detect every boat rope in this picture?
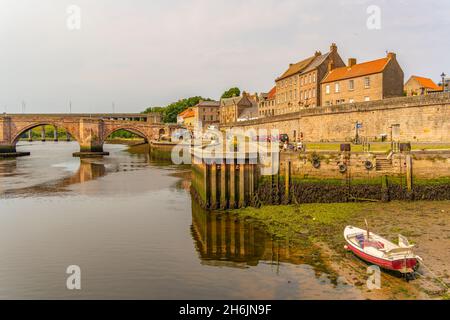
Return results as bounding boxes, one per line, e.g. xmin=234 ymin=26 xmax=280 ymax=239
xmin=415 ymin=260 xmax=449 ymax=291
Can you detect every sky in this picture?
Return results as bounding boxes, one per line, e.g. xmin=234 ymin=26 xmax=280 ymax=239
xmin=0 ymin=0 xmax=448 ymax=114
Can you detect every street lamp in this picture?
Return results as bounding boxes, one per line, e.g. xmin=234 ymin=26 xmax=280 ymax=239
xmin=441 ymin=72 xmax=447 ymax=92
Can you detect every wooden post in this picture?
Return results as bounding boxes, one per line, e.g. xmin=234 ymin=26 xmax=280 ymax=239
xmin=238 ymin=162 xmax=245 ymax=208
xmin=66 ymin=132 xmax=71 ymax=142
xmin=53 ymin=127 xmax=58 ymax=142
xmin=28 ymin=130 xmax=32 ymax=142
xmin=229 ymin=160 xmax=236 ymax=209
xmin=210 ymin=163 xmax=217 ymax=209
xmin=406 ymin=154 xmax=413 ymax=192
xmin=285 ymin=160 xmax=291 ymax=203
xmin=220 ymin=164 xmax=227 ymax=209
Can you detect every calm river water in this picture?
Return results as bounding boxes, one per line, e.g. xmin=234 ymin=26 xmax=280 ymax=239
xmin=0 ymin=142 xmax=361 ymax=299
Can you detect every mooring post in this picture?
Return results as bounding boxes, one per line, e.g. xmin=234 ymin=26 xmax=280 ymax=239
xmin=66 ymin=132 xmax=71 ymax=142
xmin=285 ymin=160 xmax=291 ymax=203
xmin=220 ymin=164 xmax=227 ymax=209
xmin=210 ymin=163 xmax=217 ymax=209
xmin=238 ymin=162 xmax=245 ymax=208
xmin=406 ymin=154 xmax=413 ymax=192
xmin=229 ymin=160 xmax=236 ymax=209
xmin=28 ymin=130 xmax=32 ymax=142
xmin=53 ymin=127 xmax=58 ymax=142
xmin=41 ymin=125 xmax=46 ymax=142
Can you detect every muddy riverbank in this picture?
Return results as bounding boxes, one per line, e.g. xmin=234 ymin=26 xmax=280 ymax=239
xmin=232 ymin=201 xmax=450 ymax=300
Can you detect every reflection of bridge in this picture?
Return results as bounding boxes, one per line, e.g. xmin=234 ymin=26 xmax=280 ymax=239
xmin=0 ymin=113 xmax=178 ymax=157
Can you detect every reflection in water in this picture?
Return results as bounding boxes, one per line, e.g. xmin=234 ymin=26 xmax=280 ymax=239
xmin=192 ymin=199 xmax=267 ymax=268
xmin=0 ymin=142 xmax=361 ymax=299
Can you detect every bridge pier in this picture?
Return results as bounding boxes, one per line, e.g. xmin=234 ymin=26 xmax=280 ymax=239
xmin=41 ymin=125 xmax=46 ymax=142
xmin=53 ymin=127 xmax=58 ymax=142
xmin=0 ymin=116 xmax=30 ymax=158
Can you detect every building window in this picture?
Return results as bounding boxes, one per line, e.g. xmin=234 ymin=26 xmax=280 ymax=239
xmin=364 ymin=76 xmax=370 ymax=88
xmin=325 ymin=85 xmax=330 ymax=94
xmin=325 ymin=101 xmax=331 ymax=106
xmin=312 ymin=90 xmax=316 ymax=98
xmin=335 ymin=83 xmax=340 ymax=93
xmin=301 ymin=78 xmax=304 ymax=86
xmin=364 ymin=96 xmax=370 ymax=102
xmin=349 ymin=80 xmax=354 ymax=91
xmin=309 ymin=74 xmax=312 ymax=83
xmin=349 ymin=98 xmax=355 ymax=103
xmin=313 ymin=73 xmax=316 ymax=83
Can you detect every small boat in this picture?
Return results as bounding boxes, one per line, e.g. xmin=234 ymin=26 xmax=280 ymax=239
xmin=344 ymin=223 xmax=420 ymax=274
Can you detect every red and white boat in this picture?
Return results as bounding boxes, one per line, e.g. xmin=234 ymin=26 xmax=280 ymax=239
xmin=344 ymin=225 xmax=421 ymax=274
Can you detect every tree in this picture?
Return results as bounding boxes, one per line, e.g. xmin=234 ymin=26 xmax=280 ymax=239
xmin=221 ymin=87 xmax=241 ymax=99
xmin=142 ymin=106 xmax=165 ymax=114
xmin=142 ymin=96 xmax=212 ymax=123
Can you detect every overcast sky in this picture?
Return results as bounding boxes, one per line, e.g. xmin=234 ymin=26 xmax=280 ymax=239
xmin=0 ymin=0 xmax=448 ymax=114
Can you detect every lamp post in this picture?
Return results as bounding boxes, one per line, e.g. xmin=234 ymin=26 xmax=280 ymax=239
xmin=441 ymin=72 xmax=447 ymax=92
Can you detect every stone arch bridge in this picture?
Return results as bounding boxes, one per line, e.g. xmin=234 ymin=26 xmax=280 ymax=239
xmin=0 ymin=113 xmax=178 ymax=156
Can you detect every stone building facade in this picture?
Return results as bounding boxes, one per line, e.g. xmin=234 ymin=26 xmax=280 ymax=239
xmin=404 ymin=75 xmax=442 ymax=96
xmin=193 ymin=100 xmax=220 ymax=127
xmin=274 ymin=43 xmax=345 ymax=114
xmin=321 ymin=52 xmax=404 ymax=106
xmin=258 ymin=86 xmax=276 ymax=117
xmin=220 ymin=94 xmax=255 ymax=124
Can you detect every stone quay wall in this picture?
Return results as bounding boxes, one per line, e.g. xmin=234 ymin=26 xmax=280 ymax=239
xmin=222 ymin=93 xmax=450 ymax=143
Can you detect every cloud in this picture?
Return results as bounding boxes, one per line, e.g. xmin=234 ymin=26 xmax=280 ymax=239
xmin=0 ymin=0 xmax=448 ymax=113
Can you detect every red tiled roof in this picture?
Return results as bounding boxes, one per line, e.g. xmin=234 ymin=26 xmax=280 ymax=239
xmin=322 ymin=57 xmax=390 ymax=83
xmin=410 ymin=76 xmax=441 ymax=90
xmin=179 ymin=108 xmax=195 ymax=118
xmin=267 ymin=86 xmax=276 ymax=99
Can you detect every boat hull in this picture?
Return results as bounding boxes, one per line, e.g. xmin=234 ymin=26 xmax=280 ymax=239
xmin=346 ymin=241 xmax=417 ymax=273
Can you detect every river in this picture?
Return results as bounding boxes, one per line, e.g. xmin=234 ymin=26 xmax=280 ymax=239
xmin=0 ymin=142 xmax=362 ymax=299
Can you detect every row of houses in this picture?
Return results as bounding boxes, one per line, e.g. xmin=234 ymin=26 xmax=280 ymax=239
xmin=178 ymin=43 xmax=447 ymax=128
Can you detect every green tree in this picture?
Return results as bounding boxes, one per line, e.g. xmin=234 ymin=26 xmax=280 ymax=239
xmin=142 ymin=106 xmax=165 ymax=114
xmin=142 ymin=96 xmax=212 ymax=123
xmin=221 ymin=87 xmax=241 ymax=99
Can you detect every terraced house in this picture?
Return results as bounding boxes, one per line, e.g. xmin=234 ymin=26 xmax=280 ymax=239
xmin=320 ymin=52 xmax=404 ymax=106
xmin=274 ymin=43 xmax=345 ymax=114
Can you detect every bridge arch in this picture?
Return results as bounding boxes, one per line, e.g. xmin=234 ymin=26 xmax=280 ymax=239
xmin=102 ymin=126 xmax=150 ymax=144
xmin=12 ymin=122 xmax=80 ymax=146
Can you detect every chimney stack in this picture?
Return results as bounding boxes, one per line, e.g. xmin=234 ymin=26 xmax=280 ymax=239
xmin=330 ymin=43 xmax=337 ymax=53
xmin=387 ymin=52 xmax=396 ymax=60
xmin=348 ymin=58 xmax=357 ymax=67
xmin=315 ymin=50 xmax=322 ymax=57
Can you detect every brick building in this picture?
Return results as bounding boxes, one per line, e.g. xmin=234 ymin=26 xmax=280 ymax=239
xmin=321 ymin=52 xmax=404 ymax=106
xmin=274 ymin=43 xmax=345 ymax=114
